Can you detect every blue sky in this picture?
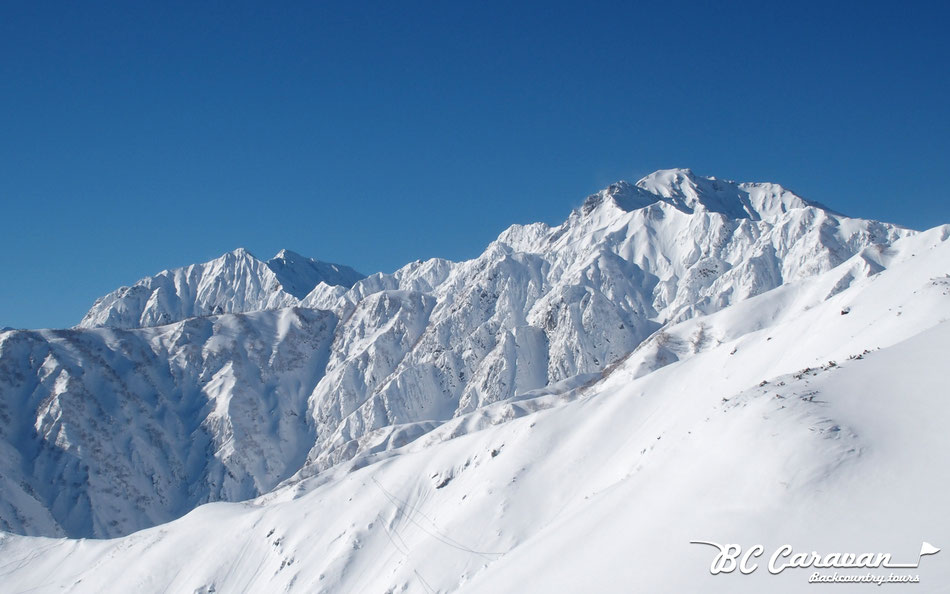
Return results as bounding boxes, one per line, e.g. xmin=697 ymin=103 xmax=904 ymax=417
xmin=2 ymin=1 xmax=948 ymax=329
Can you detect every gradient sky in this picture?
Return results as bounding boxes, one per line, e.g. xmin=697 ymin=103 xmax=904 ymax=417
xmin=2 ymin=1 xmax=949 ymax=329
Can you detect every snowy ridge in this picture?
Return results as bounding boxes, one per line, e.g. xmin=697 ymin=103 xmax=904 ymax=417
xmin=0 ymin=169 xmax=933 ymax=547
xmin=1 ymin=218 xmax=947 ymax=592
xmin=77 ymin=248 xmax=363 ymax=329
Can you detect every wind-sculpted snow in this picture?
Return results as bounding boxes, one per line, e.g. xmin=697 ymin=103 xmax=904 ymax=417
xmin=0 ymin=169 xmax=928 ymax=539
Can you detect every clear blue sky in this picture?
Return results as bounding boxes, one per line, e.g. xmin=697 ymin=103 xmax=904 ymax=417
xmin=2 ymin=1 xmax=948 ymax=329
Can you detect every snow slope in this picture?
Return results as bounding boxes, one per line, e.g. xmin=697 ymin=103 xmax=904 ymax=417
xmin=0 ymin=214 xmax=947 ymax=593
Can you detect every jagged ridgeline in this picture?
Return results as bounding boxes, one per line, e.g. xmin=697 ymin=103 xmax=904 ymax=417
xmin=0 ymin=169 xmax=912 ymax=537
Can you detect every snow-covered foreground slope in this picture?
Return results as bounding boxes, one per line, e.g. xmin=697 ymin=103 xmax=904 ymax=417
xmin=0 ymin=170 xmax=918 ymax=541
xmin=1 ymin=214 xmax=948 ymax=592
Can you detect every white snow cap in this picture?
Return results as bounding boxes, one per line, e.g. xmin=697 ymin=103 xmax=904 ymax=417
xmin=580 ymin=168 xmax=819 ymax=221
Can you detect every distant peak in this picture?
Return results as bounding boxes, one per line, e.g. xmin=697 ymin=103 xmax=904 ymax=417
xmin=578 ymin=168 xmax=822 ymax=221
xmin=272 ymin=248 xmax=305 ymax=261
xmin=264 ymin=250 xmax=365 ymax=298
xmin=635 ymin=168 xmax=705 ymax=197
xmin=637 ymin=167 xmax=696 ymax=181
xmin=604 ymin=180 xmax=636 ymax=195
xmin=226 ymin=247 xmax=254 ymax=258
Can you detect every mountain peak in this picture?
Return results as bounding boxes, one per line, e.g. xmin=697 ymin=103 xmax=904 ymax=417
xmin=78 ymin=247 xmax=366 ymax=328
xmin=578 ymin=168 xmax=822 ymax=221
xmin=264 ymin=251 xmax=365 ymax=299
xmin=271 ymin=248 xmax=304 ymax=261
xmin=224 ymin=247 xmax=254 ymax=259
xmin=634 ymin=168 xmax=756 ymax=218
xmin=579 ymin=180 xmax=663 ymax=216
xmin=635 ymin=168 xmax=700 ymax=195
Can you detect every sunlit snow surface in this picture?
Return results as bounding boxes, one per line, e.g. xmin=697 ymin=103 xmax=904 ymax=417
xmin=1 ymin=170 xmax=948 ymax=592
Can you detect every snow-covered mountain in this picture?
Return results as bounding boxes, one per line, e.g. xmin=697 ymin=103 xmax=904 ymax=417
xmin=1 ymin=169 xmax=947 ymax=592
xmin=77 ymin=248 xmax=363 ymax=329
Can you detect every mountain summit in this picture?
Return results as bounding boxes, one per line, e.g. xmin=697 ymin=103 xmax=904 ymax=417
xmin=265 ymin=249 xmax=364 ymax=299
xmin=78 ymin=249 xmax=364 ymax=329
xmin=580 ymin=168 xmax=820 ymax=221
